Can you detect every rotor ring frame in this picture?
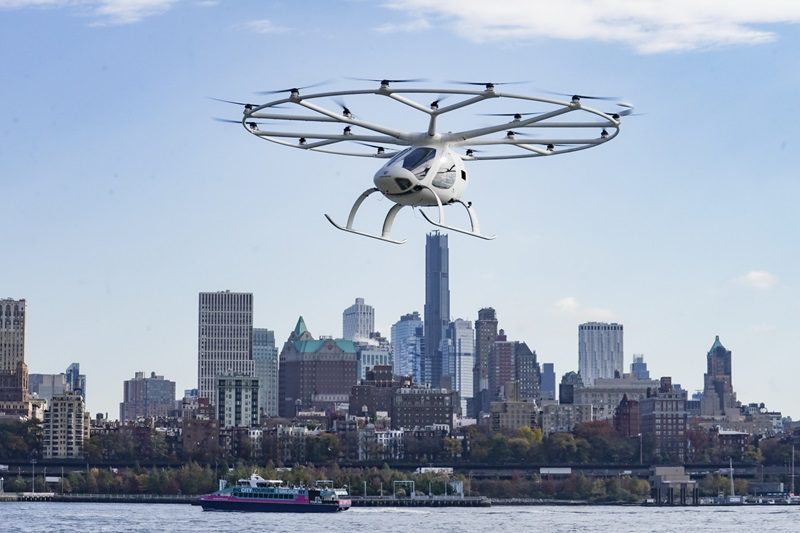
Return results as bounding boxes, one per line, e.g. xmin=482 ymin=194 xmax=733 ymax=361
xmin=236 ymin=86 xmax=625 ymax=160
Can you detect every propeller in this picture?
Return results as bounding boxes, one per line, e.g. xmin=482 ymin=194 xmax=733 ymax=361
xmin=541 ymin=89 xmax=620 ymax=102
xmin=429 ymin=94 xmax=451 ymax=110
xmin=505 ymin=130 xmax=537 ymax=138
xmin=546 ymin=143 xmax=572 ymax=151
xmin=209 ymin=97 xmax=256 ymax=108
xmin=464 ymin=148 xmax=487 ymax=157
xmin=604 ymin=103 xmax=641 ymax=118
xmin=353 ymin=141 xmax=389 ymax=154
xmin=350 ymin=77 xmax=428 ymax=87
xmin=332 ymin=97 xmax=353 ymax=118
xmin=257 ymin=81 xmax=330 ymax=95
xmin=447 ymin=80 xmax=529 ymax=91
xmin=478 ymin=111 xmax=546 ymax=120
xmin=213 ymin=117 xmax=263 ymax=130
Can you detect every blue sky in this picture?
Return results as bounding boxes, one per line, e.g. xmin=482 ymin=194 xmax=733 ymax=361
xmin=1 ymin=0 xmax=798 ymax=418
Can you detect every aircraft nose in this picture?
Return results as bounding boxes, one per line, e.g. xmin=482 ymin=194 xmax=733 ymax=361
xmin=374 ymin=166 xmax=417 ymax=194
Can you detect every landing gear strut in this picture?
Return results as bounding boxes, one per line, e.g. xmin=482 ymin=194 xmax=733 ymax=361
xmin=325 ymin=186 xmax=495 ymax=244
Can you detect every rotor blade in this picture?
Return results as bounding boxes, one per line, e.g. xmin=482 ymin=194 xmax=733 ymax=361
xmin=478 ymin=112 xmax=545 ymax=117
xmin=604 ymin=103 xmax=641 ymax=117
xmin=505 ymin=130 xmax=537 ymax=137
xmin=430 ymin=94 xmax=451 ymax=108
xmin=447 ymin=80 xmax=530 ymax=87
xmin=332 ymin=96 xmax=354 ymax=117
xmin=213 ymin=118 xmax=269 ymax=127
xmin=541 ymin=89 xmax=620 ymax=101
xmin=209 ymin=97 xmax=254 ymax=106
xmin=349 ymin=77 xmax=428 ymax=84
xmin=257 ymin=80 xmax=331 ymax=95
xmin=352 ymin=141 xmax=391 ymax=151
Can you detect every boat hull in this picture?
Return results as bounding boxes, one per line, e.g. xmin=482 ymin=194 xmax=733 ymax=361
xmin=199 ymin=498 xmax=350 ymax=513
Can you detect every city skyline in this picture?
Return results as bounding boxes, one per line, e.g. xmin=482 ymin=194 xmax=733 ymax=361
xmin=3 ymin=1 xmax=799 ymax=418
xmin=9 ymin=288 xmax=791 ymax=422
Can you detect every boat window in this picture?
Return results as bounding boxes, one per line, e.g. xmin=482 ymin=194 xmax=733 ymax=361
xmin=402 ymin=148 xmax=436 ymax=170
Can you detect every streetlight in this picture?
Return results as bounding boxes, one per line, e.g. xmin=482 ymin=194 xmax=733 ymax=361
xmin=31 ymin=459 xmax=36 ymax=494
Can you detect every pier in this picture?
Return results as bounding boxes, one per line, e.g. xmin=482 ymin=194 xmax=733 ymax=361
xmin=351 ymin=495 xmax=490 ymax=507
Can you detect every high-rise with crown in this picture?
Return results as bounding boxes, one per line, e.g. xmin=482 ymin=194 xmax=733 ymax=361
xmin=197 ymin=291 xmax=254 ymax=408
xmin=0 ymin=298 xmax=28 ymax=403
xmin=343 ymin=297 xmax=375 ymax=342
xmin=701 ymin=335 xmax=736 ymax=418
xmin=278 ymin=316 xmax=357 ymax=417
xmin=424 ymin=231 xmax=449 ymax=388
xmin=578 ymin=322 xmax=623 ymax=387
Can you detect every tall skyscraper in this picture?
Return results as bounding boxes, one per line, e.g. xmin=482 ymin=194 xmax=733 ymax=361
xmin=578 ymin=322 xmax=623 ymax=387
xmin=630 ymin=354 xmax=650 ymax=380
xmin=445 ymin=318 xmax=474 ymax=415
xmin=253 ymin=328 xmax=279 ymax=418
xmin=343 ymin=297 xmax=375 ymax=342
xmin=120 ymin=371 xmax=176 ymax=421
xmin=488 ymin=329 xmax=515 ymax=399
xmin=197 ymin=291 xmax=254 ymax=408
xmin=541 ymin=363 xmax=556 ymax=401
xmin=701 ymin=335 xmax=736 ymax=417
xmin=514 ymin=342 xmax=541 ymax=402
xmin=390 ymin=312 xmax=424 ymax=380
xmin=424 ymin=231 xmax=450 ymax=388
xmin=473 ymin=307 xmax=498 ymax=415
xmin=0 ymin=298 xmax=28 ymax=402
xmin=65 ymin=362 xmax=86 ymax=399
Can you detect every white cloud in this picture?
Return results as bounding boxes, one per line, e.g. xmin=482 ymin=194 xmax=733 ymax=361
xmin=381 ymin=0 xmax=800 ymax=53
xmin=93 ymin=0 xmax=176 ymax=24
xmin=737 ymin=270 xmax=778 ymax=290
xmin=242 ymin=18 xmax=290 ymax=34
xmin=374 ymin=17 xmax=430 ymax=33
xmin=0 ymin=0 xmax=176 ymax=24
xmin=555 ymin=296 xmax=615 ymax=321
xmin=748 ymin=323 xmax=777 ymax=334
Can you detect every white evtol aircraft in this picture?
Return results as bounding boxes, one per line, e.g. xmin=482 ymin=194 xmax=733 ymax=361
xmin=216 ymin=79 xmax=632 ymax=244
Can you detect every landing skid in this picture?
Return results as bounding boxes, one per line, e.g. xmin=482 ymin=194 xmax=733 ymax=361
xmin=324 ymin=187 xmax=407 ymax=244
xmin=417 ymin=187 xmax=496 ymax=240
xmin=324 ymin=214 xmax=406 ymax=244
xmin=325 ymin=186 xmax=495 ymax=243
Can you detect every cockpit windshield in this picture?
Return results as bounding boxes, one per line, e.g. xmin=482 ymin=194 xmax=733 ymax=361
xmin=386 ymin=148 xmax=412 ymax=166
xmin=401 ymin=148 xmax=436 ymax=170
xmin=385 ymin=147 xmax=437 ymax=170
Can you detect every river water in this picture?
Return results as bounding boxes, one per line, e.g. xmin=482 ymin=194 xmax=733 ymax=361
xmin=2 ymin=502 xmax=799 ymax=532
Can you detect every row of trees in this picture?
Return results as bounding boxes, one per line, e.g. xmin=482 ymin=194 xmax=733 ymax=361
xmin=0 ymin=461 xmax=653 ymax=502
xmin=2 ymin=419 xmax=797 ymax=466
